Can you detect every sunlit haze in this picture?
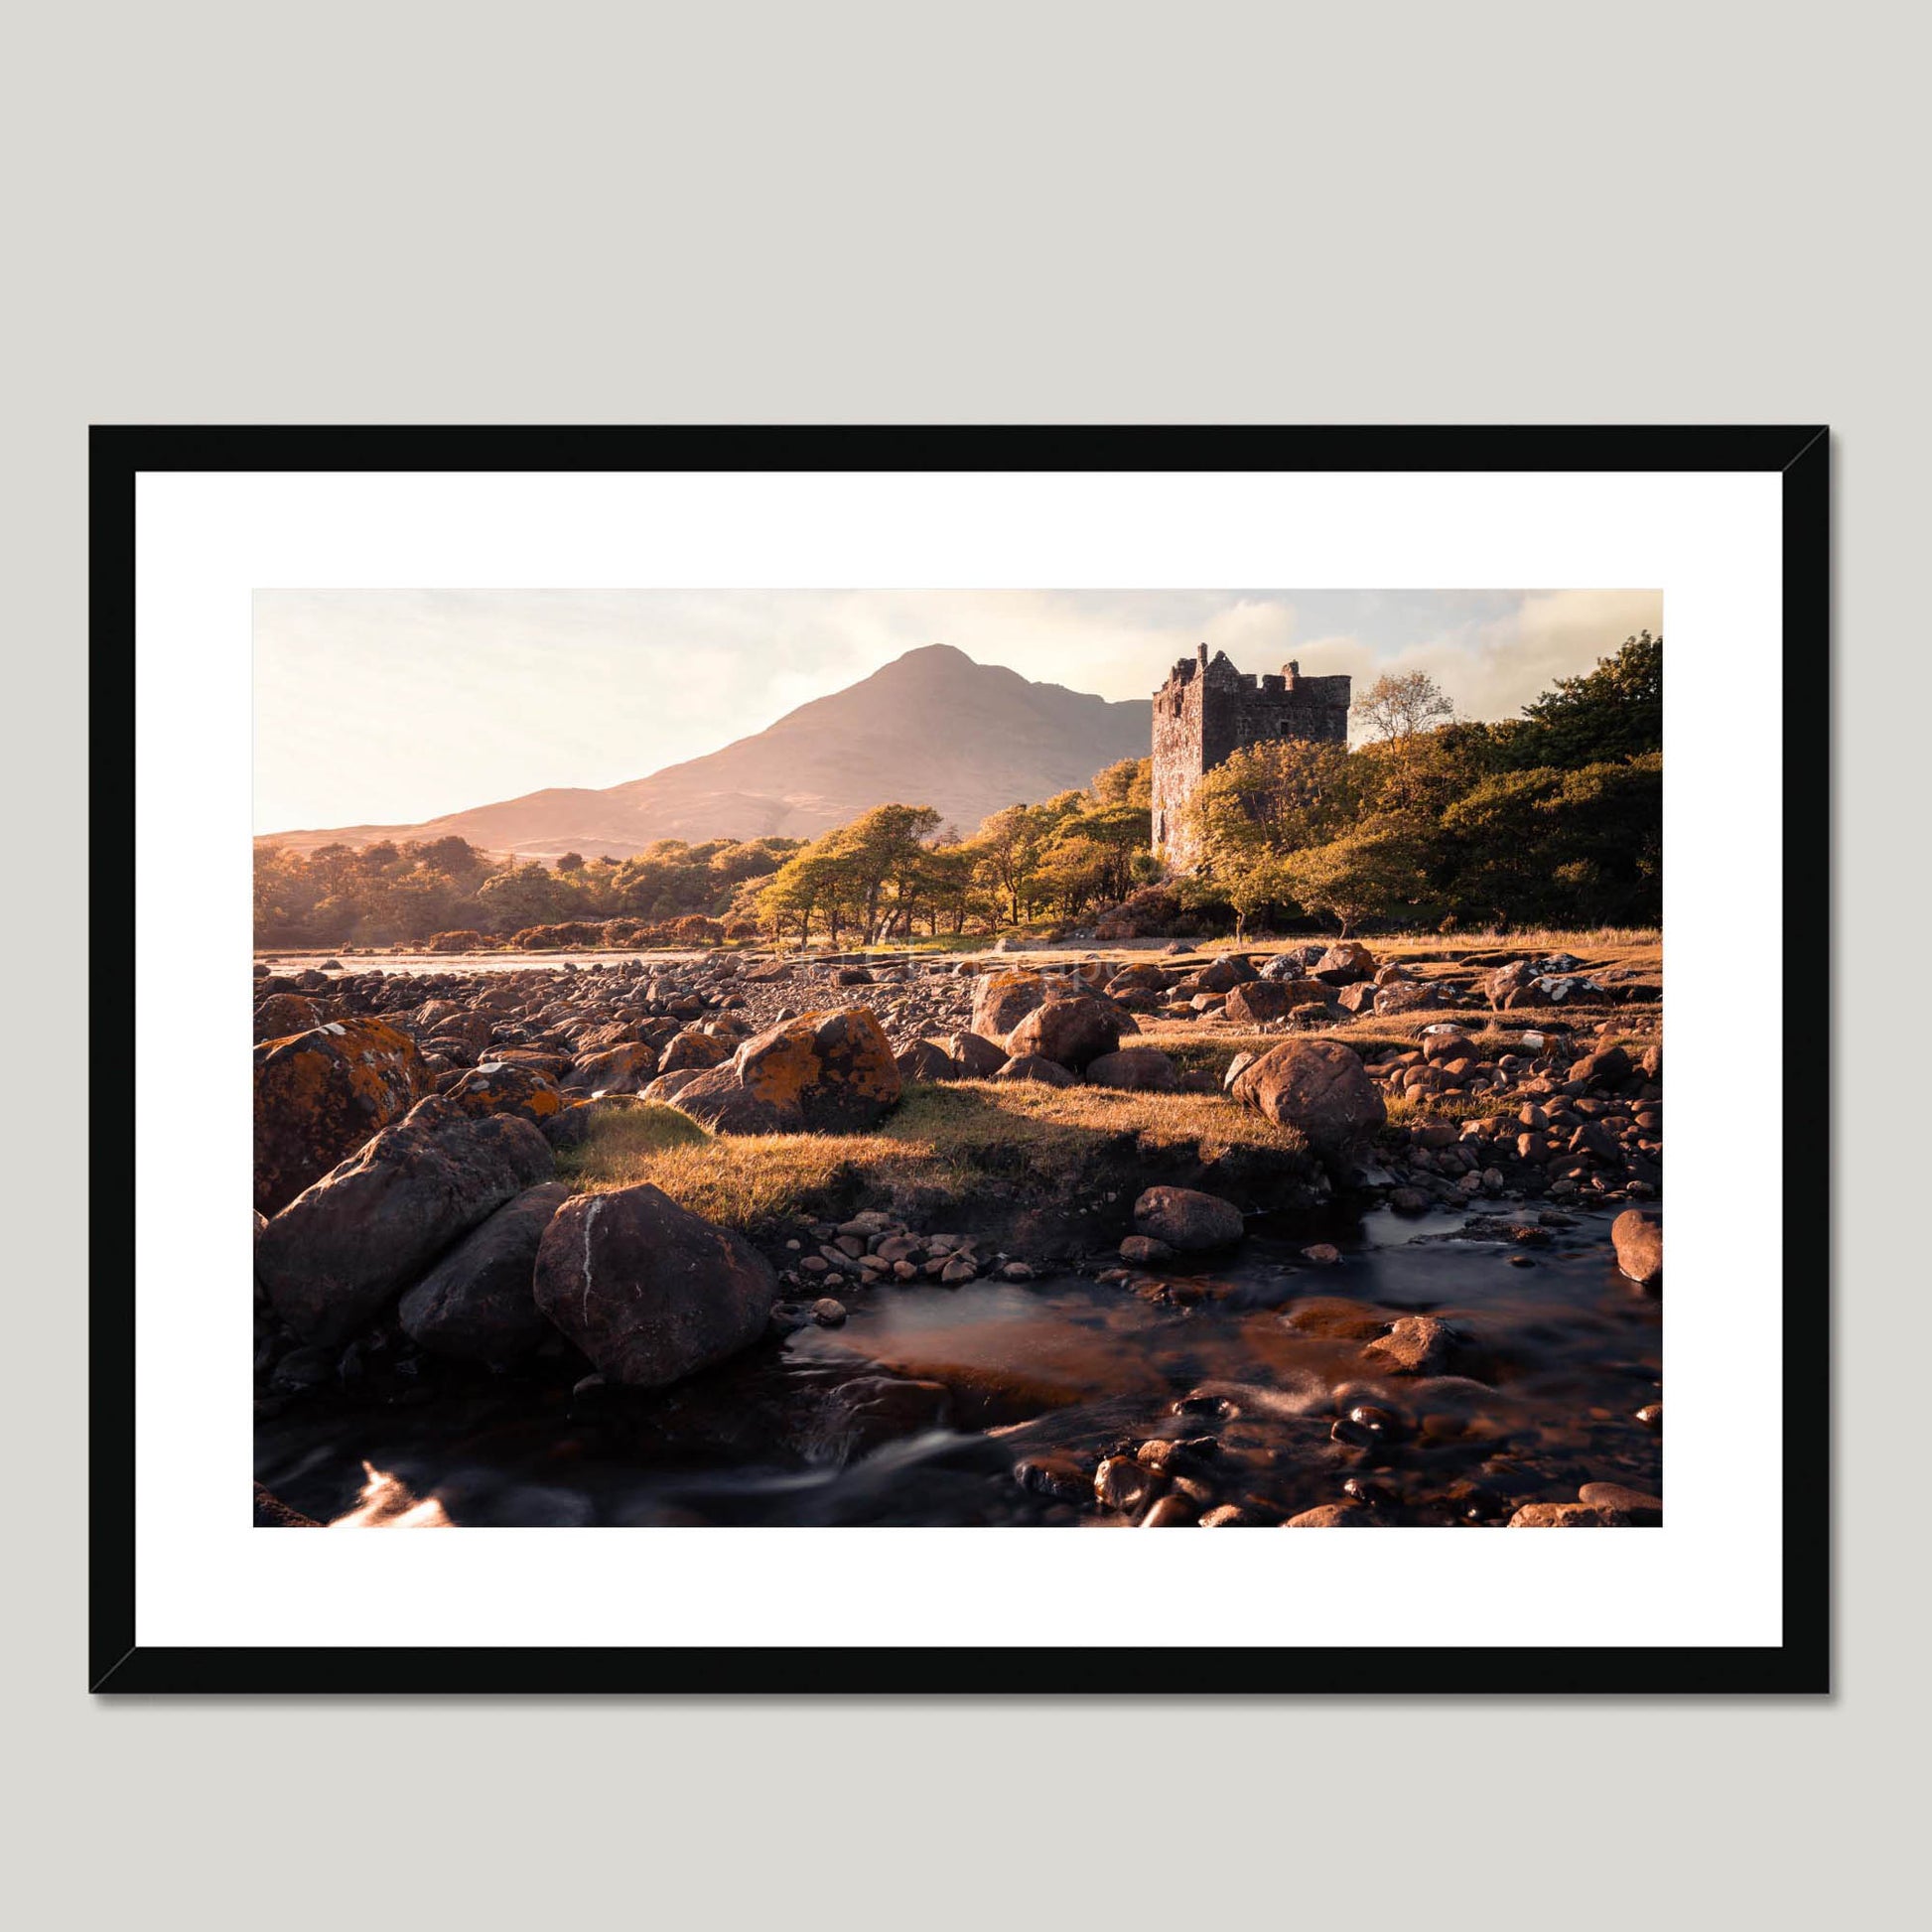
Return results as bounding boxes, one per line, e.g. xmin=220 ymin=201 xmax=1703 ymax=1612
xmin=253 ymin=587 xmax=1662 ymax=834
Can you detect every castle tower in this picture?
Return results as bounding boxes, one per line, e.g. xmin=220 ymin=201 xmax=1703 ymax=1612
xmin=1151 ymin=646 xmax=1352 ymax=869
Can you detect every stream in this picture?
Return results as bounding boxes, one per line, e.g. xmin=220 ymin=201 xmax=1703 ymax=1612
xmin=256 ymin=1199 xmax=1662 ymax=1527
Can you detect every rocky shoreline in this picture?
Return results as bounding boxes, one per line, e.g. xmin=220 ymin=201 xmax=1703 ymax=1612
xmin=253 ymin=938 xmax=1664 ymax=1528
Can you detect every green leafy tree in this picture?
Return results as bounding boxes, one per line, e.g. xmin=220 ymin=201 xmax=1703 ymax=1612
xmin=1502 ymin=630 xmax=1662 ymax=768
xmin=1277 ymin=825 xmax=1433 ymax=937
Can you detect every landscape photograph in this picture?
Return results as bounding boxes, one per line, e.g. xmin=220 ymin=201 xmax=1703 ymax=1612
xmin=250 ymin=588 xmax=1665 ymax=1530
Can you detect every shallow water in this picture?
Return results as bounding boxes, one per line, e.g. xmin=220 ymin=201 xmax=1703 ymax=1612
xmin=260 ymin=949 xmax=713 ymax=977
xmin=256 ymin=1201 xmax=1662 ymax=1527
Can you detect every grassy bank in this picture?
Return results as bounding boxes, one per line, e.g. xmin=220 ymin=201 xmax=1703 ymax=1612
xmin=555 ymin=1080 xmax=1314 ymax=1247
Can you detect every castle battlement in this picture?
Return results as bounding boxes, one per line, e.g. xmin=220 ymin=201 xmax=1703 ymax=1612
xmin=1151 ymin=645 xmax=1351 ymax=868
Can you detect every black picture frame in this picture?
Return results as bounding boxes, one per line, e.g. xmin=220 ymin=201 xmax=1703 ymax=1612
xmin=90 ymin=424 xmax=1830 ymax=1696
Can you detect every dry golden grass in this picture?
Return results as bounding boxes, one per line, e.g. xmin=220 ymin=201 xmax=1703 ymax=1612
xmin=555 ymin=1077 xmax=1307 ymax=1234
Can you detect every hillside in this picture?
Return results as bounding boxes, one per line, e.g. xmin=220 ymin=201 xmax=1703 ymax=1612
xmin=259 ymin=644 xmax=1153 ymax=860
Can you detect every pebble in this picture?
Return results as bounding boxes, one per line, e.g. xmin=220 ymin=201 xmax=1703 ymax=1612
xmin=811 ymin=1298 xmax=848 ymax=1326
xmin=1094 ymin=1455 xmax=1156 ymax=1514
xmin=1578 ymin=1481 xmax=1663 ymax=1521
xmin=1140 ymin=1494 xmax=1199 ymax=1527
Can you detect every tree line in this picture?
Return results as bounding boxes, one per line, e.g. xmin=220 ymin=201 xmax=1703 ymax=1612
xmin=253 ymin=632 xmax=1660 ymax=947
xmin=252 ymin=834 xmax=802 ymax=948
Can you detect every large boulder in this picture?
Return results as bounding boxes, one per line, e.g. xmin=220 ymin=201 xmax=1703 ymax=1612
xmin=993 ymin=1052 xmax=1078 ymax=1087
xmin=397 ymin=1181 xmax=572 ymax=1362
xmin=896 ymin=1039 xmax=962 ymax=1082
xmin=970 ymin=969 xmax=1060 ymax=1042
xmin=1085 ymin=1046 xmax=1180 ymax=1092
xmin=1229 ymin=1038 xmax=1386 ymax=1162
xmin=1488 ymin=960 xmax=1537 ymax=1008
xmin=672 ymin=1007 xmax=901 ymax=1135
xmin=1005 ymin=994 xmax=1123 ymax=1071
xmin=256 ymin=1113 xmax=554 ymax=1346
xmin=533 ymin=1183 xmax=777 ymax=1388
xmin=1572 ymin=1043 xmax=1632 ymax=1090
xmin=1312 ymin=942 xmax=1377 ymax=985
xmin=1222 ymin=980 xmax=1295 ymax=1026
xmin=659 ymin=1029 xmax=736 ymax=1073
xmin=944 ymin=1031 xmax=1009 ymax=1077
xmin=1195 ymin=955 xmax=1258 ymax=993
xmin=253 ymin=1017 xmax=430 ymax=1216
xmin=1133 ymin=1186 xmax=1244 ymax=1252
xmin=1373 ymin=981 xmax=1447 ymax=1016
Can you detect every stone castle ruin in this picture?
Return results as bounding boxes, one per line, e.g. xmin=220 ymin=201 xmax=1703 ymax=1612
xmin=1151 ymin=643 xmax=1351 ymax=870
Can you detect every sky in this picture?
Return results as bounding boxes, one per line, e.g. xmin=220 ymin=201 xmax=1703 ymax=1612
xmin=253 ymin=587 xmax=1662 ymax=832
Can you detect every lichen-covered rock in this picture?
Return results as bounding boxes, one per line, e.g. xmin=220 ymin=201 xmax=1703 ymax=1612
xmin=672 ymin=1006 xmax=900 ymax=1134
xmin=659 ymin=1029 xmax=736 ymax=1073
xmin=1228 ymin=1037 xmax=1386 ymax=1161
xmin=1134 ymin=1185 xmax=1244 ymax=1252
xmin=436 ymin=1060 xmax=566 ymax=1125
xmin=256 ymin=1112 xmax=554 ymax=1345
xmin=397 ymin=1181 xmax=571 ymax=1362
xmin=969 ymin=968 xmax=1059 ymax=1042
xmin=253 ymin=992 xmax=323 ymax=1041
xmin=532 ymin=1183 xmax=776 ymax=1388
xmin=253 ymin=1017 xmax=430 ymax=1216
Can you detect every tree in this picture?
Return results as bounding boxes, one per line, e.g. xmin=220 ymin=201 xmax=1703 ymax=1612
xmin=1442 ymin=755 xmax=1661 ymax=927
xmin=1352 ymin=670 xmax=1454 ymax=743
xmin=1277 ymin=825 xmax=1432 ymax=936
xmin=1089 ymin=756 xmax=1154 ymax=810
xmin=972 ymin=803 xmax=1044 ymax=924
xmin=556 ymin=851 xmax=586 ymax=873
xmin=1186 ymin=740 xmax=1359 ymax=877
xmin=1504 ymin=630 xmax=1661 ymax=768
xmin=477 ymin=861 xmax=576 ymax=932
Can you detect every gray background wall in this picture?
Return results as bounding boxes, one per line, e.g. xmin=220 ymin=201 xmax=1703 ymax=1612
xmin=7 ymin=3 xmax=1912 ymax=1926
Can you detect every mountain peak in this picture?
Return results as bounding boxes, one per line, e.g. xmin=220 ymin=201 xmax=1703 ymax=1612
xmin=261 ymin=646 xmax=1153 ymax=861
xmin=887 ymin=641 xmax=975 ymax=668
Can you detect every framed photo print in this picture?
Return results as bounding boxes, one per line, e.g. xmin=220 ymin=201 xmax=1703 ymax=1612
xmin=92 ymin=424 xmax=1828 ymax=1693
